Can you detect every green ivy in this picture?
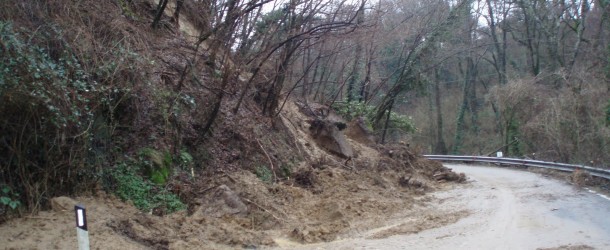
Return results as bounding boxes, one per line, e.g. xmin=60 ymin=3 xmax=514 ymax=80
xmin=110 ymin=163 xmax=153 ymax=211
xmin=109 ymin=162 xmax=185 ymax=213
xmin=0 ymin=21 xmax=94 ymax=129
xmin=0 ymin=185 xmax=21 ymax=210
xmin=152 ymin=190 xmax=186 ymax=213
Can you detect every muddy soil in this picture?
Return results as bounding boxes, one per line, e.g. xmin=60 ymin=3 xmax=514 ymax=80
xmin=279 ymin=164 xmax=610 ymax=250
xmin=0 ymin=101 xmax=466 ymax=250
xmin=0 ymin=169 xmax=464 ymax=250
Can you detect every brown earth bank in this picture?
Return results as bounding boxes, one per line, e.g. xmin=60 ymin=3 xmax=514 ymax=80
xmin=0 ymin=170 xmax=464 ymax=250
xmin=0 ymin=1 xmax=468 ymax=249
xmin=0 ymin=99 xmax=466 ymax=249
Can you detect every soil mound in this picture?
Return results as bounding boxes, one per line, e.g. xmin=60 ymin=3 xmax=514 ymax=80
xmin=0 ymin=100 xmax=467 ymax=249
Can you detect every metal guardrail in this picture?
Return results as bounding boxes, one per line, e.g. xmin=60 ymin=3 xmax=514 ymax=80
xmin=423 ymin=155 xmax=610 ymax=181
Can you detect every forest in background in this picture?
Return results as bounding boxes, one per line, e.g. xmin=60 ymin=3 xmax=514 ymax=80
xmin=266 ymin=0 xmax=610 ymax=165
xmin=0 ymin=0 xmax=609 ymax=214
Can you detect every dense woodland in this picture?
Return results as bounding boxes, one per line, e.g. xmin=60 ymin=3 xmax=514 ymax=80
xmin=247 ymin=0 xmax=610 ymax=163
xmin=0 ymin=0 xmax=609 ymax=213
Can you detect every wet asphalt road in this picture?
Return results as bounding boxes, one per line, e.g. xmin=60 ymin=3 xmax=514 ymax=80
xmin=279 ymin=163 xmax=610 ymax=250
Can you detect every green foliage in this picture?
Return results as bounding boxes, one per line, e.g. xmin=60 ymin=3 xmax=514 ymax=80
xmin=389 ymin=111 xmax=417 ymax=134
xmin=279 ymin=158 xmax=298 ymax=179
xmin=0 ymin=21 xmax=101 ymax=211
xmin=111 ymin=163 xmax=153 ymax=211
xmin=177 ymin=149 xmax=194 ymax=173
xmin=109 ymin=162 xmax=185 ymax=213
xmin=255 ymin=165 xmax=273 ymax=184
xmin=506 ymin=119 xmax=523 ymax=157
xmin=0 ymin=185 xmax=21 ymax=210
xmin=138 ymin=148 xmax=172 ymax=185
xmin=152 ymin=190 xmax=186 ymax=213
xmin=108 ymin=148 xmax=191 ymax=213
xmin=333 ymin=101 xmax=375 ymax=122
xmin=332 ymin=101 xmax=416 ymax=133
xmin=280 ymin=164 xmax=292 ymax=178
xmin=0 ymin=21 xmax=94 ymax=128
xmin=149 ymin=167 xmax=170 ymax=185
xmin=254 ymin=9 xmax=287 ymax=37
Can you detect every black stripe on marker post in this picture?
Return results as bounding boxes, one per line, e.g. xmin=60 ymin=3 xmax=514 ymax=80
xmin=74 ymin=205 xmax=88 ymax=231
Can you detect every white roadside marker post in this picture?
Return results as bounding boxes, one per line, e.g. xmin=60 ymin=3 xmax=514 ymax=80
xmin=496 ymin=151 xmax=503 ymax=158
xmin=74 ymin=205 xmax=90 ymax=250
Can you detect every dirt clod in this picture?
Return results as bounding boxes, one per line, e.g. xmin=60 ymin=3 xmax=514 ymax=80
xmin=293 ymin=168 xmax=317 ymax=188
xmin=571 ymin=169 xmax=592 ymax=186
xmin=50 ymin=196 xmax=78 ymax=213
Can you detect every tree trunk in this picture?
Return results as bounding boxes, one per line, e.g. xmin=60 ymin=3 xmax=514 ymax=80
xmin=263 ymin=0 xmax=301 ymax=116
xmin=486 ymin=0 xmax=507 ymax=85
xmin=380 ymin=99 xmax=395 ymax=144
xmin=173 ymin=0 xmax=184 ymax=24
xmin=347 ymin=5 xmax=365 ymax=102
xmin=567 ymin=0 xmax=590 ymax=76
xmin=434 ymin=68 xmax=447 ymax=154
xmin=452 ymin=56 xmax=475 ymax=154
xmin=152 ymin=0 xmax=169 ymax=29
xmin=373 ymin=0 xmax=472 ymax=127
xmin=517 ymin=0 xmax=541 ymax=75
xmin=202 ymin=67 xmax=232 ymax=137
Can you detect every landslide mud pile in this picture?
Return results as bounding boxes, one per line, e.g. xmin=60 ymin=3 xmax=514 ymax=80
xmin=0 ymin=101 xmax=465 ymax=249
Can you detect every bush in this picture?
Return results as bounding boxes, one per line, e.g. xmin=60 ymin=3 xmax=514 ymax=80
xmin=152 ymin=190 xmax=186 ymax=214
xmin=332 ymin=101 xmax=375 ymax=122
xmin=332 ymin=101 xmax=416 ymax=134
xmin=111 ymin=163 xmax=153 ymax=211
xmin=0 ymin=21 xmax=98 ymax=211
xmin=255 ymin=165 xmax=273 ymax=184
xmin=0 ymin=185 xmax=21 ymax=211
xmin=108 ymin=162 xmax=185 ymax=214
xmin=138 ymin=148 xmax=173 ymax=185
xmin=0 ymin=20 xmax=150 ymax=212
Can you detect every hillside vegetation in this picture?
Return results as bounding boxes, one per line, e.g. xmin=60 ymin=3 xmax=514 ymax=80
xmin=0 ymin=0 xmax=608 ymax=247
xmin=0 ymin=0 xmax=466 ymax=244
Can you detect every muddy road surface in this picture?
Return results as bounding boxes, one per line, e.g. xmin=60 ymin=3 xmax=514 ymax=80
xmin=275 ymin=164 xmax=610 ymax=250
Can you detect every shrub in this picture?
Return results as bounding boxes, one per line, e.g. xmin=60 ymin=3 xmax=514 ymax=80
xmin=178 ymin=150 xmax=194 ymax=170
xmin=332 ymin=101 xmax=375 ymax=122
xmin=0 ymin=21 xmax=97 ymax=211
xmin=255 ymin=165 xmax=273 ymax=184
xmin=0 ymin=20 xmax=151 ymax=211
xmin=108 ymin=162 xmax=185 ymax=214
xmin=111 ymin=163 xmax=153 ymax=211
xmin=332 ymin=101 xmax=416 ymax=134
xmin=0 ymin=185 xmax=21 ymax=211
xmin=152 ymin=190 xmax=186 ymax=214
xmin=138 ymin=148 xmax=172 ymax=185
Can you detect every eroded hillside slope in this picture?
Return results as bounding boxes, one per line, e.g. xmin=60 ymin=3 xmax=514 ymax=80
xmin=0 ymin=1 xmax=466 ymax=249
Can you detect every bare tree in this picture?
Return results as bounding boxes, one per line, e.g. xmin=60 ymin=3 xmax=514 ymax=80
xmin=152 ymin=0 xmax=169 ymax=29
xmin=373 ymin=0 xmax=473 ymax=129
